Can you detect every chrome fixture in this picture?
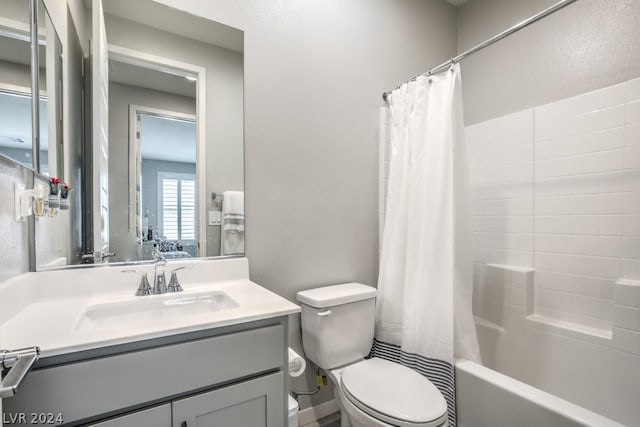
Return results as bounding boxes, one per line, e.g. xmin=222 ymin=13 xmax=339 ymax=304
xmin=167 ymin=266 xmax=186 ymax=293
xmin=123 ymin=255 xmax=191 ymax=296
xmin=167 ymin=265 xmax=193 ymax=293
xmin=81 ymin=251 xmax=117 ymax=264
xmin=152 ymin=250 xmax=168 ymax=294
xmin=0 ymin=346 xmax=40 ymax=398
xmin=122 ymin=270 xmax=153 ymax=296
xmin=102 ymin=252 xmax=116 ymax=261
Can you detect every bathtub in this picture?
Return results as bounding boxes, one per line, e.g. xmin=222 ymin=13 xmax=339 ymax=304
xmin=455 ymin=360 xmax=625 ymax=427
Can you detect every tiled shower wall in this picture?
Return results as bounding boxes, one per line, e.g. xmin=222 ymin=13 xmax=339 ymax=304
xmin=467 ymin=77 xmax=640 ymax=345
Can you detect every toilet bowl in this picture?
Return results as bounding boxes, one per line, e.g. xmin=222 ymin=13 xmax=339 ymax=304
xmin=330 ymin=359 xmax=449 ymax=427
xmin=296 ymin=283 xmax=449 ymax=427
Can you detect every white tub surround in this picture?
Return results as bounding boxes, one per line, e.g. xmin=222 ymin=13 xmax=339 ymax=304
xmin=0 ymin=257 xmax=300 ymax=357
xmin=456 ymin=360 xmax=624 ymax=427
xmin=464 ymin=77 xmax=640 ymax=425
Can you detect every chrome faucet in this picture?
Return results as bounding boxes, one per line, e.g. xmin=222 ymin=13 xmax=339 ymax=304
xmin=152 ymin=250 xmax=168 ymax=294
xmin=167 ymin=266 xmax=187 ymax=292
xmin=122 ymin=270 xmax=152 ymax=296
xmin=123 ymin=254 xmax=190 ymax=296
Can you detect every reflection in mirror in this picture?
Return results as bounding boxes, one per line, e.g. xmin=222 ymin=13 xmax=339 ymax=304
xmin=0 ymin=0 xmax=62 ymax=176
xmin=108 ymin=55 xmax=199 ymax=261
xmin=35 ymin=0 xmax=244 ymax=269
xmin=0 ymin=0 xmax=33 ymax=169
xmin=107 ymin=50 xmax=202 ymax=264
xmin=137 ymin=111 xmax=197 ymax=260
xmin=101 ymin=0 xmax=245 ymax=265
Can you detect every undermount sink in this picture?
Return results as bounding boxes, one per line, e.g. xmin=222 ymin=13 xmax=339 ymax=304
xmin=75 ymin=291 xmax=239 ymax=330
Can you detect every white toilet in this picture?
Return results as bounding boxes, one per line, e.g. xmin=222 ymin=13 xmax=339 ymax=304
xmin=296 ymin=283 xmax=449 ymax=427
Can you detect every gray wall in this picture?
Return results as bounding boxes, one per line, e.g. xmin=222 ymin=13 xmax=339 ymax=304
xmin=152 ymin=0 xmax=456 ymax=293
xmin=457 ymin=0 xmax=640 ymax=125
xmin=108 ymin=82 xmax=196 ymax=262
xmin=0 ymin=156 xmax=31 ymax=282
xmin=0 ymin=60 xmax=32 ymax=89
xmin=156 ymin=0 xmax=458 ymax=409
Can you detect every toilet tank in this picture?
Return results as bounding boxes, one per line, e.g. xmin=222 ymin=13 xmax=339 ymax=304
xmin=296 ymin=283 xmax=376 ymax=370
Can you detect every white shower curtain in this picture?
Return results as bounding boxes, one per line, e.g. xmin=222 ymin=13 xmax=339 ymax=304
xmin=373 ymin=64 xmax=480 ymax=426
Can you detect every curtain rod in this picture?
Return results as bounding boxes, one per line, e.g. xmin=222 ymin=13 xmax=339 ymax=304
xmin=382 ymin=0 xmax=579 ymax=102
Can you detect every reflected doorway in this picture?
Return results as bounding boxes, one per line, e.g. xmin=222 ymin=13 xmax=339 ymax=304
xmin=133 ymin=109 xmax=197 ymax=260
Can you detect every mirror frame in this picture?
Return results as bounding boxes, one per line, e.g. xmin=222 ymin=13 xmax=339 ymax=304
xmin=29 ymin=0 xmax=40 ymax=172
xmin=39 ymin=0 xmax=64 ymax=179
xmin=108 ymin=44 xmax=208 ymax=256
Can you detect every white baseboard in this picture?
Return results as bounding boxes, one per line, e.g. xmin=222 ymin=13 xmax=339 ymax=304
xmin=299 ymin=398 xmax=340 ymax=426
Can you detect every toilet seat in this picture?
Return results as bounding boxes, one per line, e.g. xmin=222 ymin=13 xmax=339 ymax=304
xmin=340 ymin=358 xmax=448 ymax=427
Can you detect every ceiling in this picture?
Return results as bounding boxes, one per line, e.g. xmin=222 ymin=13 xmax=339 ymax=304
xmin=98 ymin=0 xmax=243 ymax=53
xmin=109 ymin=59 xmax=197 ymax=99
xmin=445 ymin=0 xmax=470 ymax=6
xmin=139 ymin=113 xmax=196 ymax=164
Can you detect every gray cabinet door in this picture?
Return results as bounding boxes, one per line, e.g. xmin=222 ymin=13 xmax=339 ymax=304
xmin=89 ymin=404 xmax=171 ymax=427
xmin=172 ymin=372 xmax=284 ymax=427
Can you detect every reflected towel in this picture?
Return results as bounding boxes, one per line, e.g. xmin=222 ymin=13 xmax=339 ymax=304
xmin=222 ymin=191 xmax=244 ymax=215
xmin=221 ymin=191 xmax=245 ymax=255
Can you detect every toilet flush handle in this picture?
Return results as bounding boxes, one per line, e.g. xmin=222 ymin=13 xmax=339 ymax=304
xmin=317 ymin=310 xmax=332 ymax=317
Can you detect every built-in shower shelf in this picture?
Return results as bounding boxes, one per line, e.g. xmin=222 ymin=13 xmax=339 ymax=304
xmin=526 ymin=313 xmax=612 ymax=341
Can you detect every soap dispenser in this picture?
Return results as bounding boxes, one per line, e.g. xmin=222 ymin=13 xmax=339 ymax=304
xmin=47 ymin=177 xmax=61 ymax=217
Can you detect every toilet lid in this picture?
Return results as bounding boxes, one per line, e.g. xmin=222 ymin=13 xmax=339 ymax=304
xmin=340 ymin=358 xmax=448 ymax=425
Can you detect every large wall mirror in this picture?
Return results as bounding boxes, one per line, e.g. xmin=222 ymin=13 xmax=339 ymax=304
xmin=0 ymin=0 xmax=63 ymax=177
xmin=35 ymin=0 xmax=244 ymax=269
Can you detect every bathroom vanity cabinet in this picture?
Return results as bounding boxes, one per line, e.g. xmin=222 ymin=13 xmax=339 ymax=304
xmin=3 ymin=318 xmax=288 ymax=426
xmin=91 ymin=373 xmax=283 ymax=427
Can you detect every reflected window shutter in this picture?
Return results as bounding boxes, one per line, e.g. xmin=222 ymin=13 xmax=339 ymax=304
xmin=160 ymin=173 xmax=196 ymax=241
xmin=180 ymin=179 xmax=196 ymax=240
xmin=161 ymin=177 xmax=179 ymax=240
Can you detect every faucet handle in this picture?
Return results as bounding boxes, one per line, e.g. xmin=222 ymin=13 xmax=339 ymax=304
xmin=167 ymin=266 xmax=192 ymax=293
xmin=122 ymin=270 xmax=152 ymax=296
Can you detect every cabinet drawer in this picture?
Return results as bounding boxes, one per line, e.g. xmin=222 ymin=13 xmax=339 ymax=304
xmin=4 ymin=324 xmax=284 ymax=425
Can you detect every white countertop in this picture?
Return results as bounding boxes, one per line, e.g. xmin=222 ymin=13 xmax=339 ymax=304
xmin=0 ymin=258 xmax=300 ymax=358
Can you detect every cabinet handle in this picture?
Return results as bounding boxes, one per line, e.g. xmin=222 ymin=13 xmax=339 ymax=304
xmin=317 ymin=310 xmax=332 ymax=317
